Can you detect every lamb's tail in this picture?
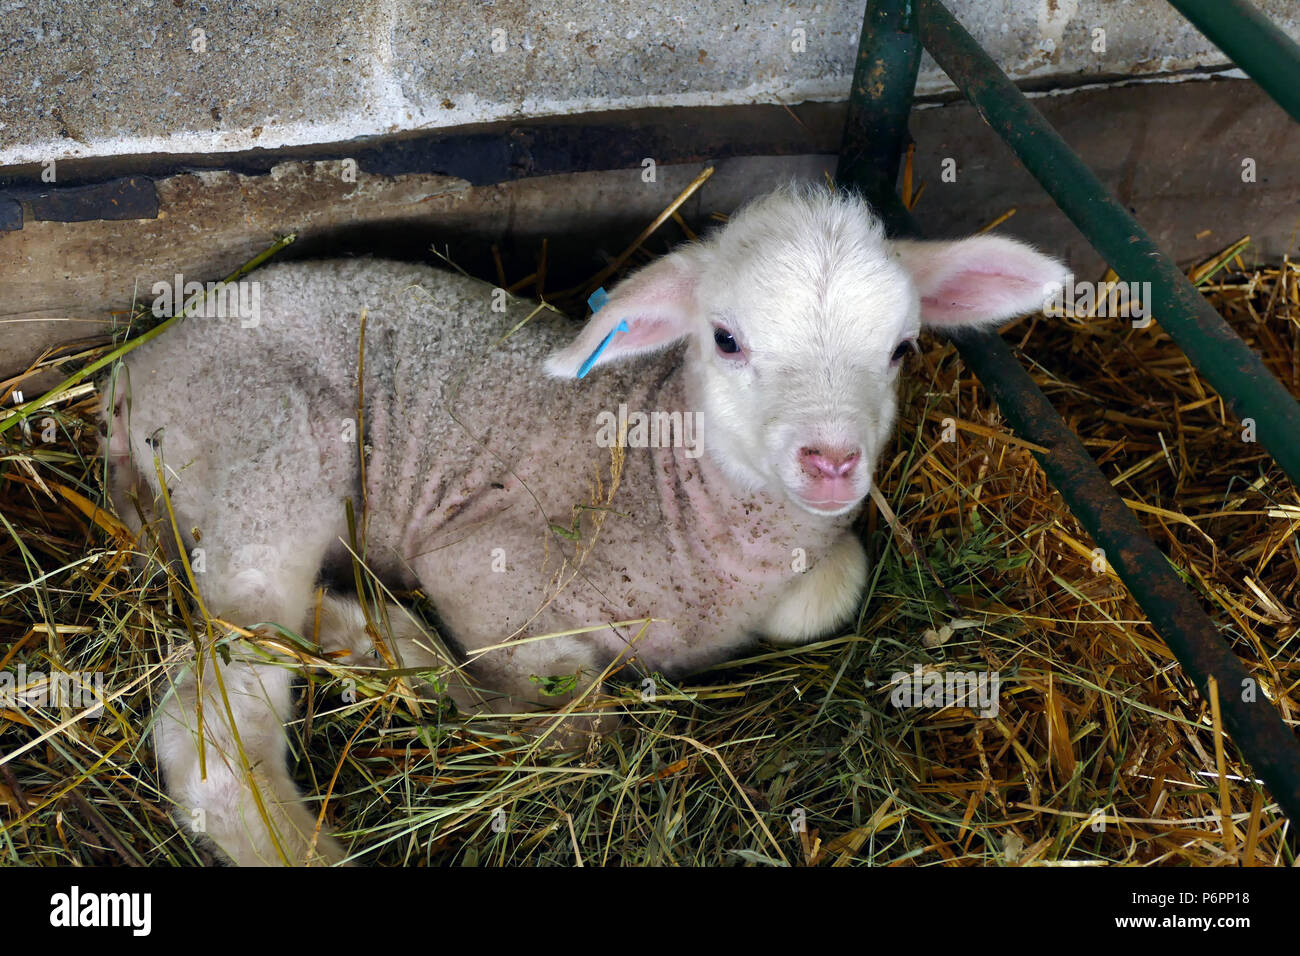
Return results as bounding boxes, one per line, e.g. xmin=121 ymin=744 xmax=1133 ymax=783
xmin=100 ymin=369 xmax=150 ymax=542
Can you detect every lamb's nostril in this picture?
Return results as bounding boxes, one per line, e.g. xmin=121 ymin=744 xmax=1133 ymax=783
xmin=799 ymin=447 xmax=861 ymax=480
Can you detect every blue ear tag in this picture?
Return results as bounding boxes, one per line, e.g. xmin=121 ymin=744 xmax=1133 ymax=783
xmin=576 ymin=287 xmax=627 ymax=379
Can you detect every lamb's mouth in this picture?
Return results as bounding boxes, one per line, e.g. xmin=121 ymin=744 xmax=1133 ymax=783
xmin=787 ymin=484 xmax=867 ymax=517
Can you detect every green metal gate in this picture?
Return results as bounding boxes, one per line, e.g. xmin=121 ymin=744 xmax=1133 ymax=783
xmin=837 ymin=0 xmax=1300 ymax=826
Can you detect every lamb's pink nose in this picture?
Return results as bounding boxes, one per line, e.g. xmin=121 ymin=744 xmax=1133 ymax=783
xmin=799 ymin=447 xmax=861 ymax=480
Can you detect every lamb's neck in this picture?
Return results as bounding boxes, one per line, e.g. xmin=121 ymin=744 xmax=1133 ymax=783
xmin=647 ymin=370 xmax=855 ymax=549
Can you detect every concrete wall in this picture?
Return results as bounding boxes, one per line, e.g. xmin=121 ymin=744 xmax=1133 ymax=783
xmin=3 ymin=1 xmax=1299 ymax=380
xmin=4 ymin=0 xmax=1297 ymax=166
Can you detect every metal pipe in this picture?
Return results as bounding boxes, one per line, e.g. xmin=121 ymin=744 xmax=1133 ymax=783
xmin=916 ymin=0 xmax=1300 ymax=493
xmin=955 ymin=320 xmax=1300 ymax=827
xmin=1168 ymin=0 xmax=1300 ymax=124
xmin=836 ymin=0 xmax=922 ymax=197
xmin=880 ymin=189 xmax=1300 ymax=827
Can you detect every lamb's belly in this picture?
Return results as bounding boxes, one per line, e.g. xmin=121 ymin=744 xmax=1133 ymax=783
xmin=400 ymin=499 xmax=783 ymax=678
xmin=364 ymin=393 xmax=817 ymax=679
xmin=558 ymin=544 xmax=777 ymax=675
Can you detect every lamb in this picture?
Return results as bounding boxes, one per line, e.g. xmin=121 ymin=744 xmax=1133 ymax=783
xmin=101 ymin=183 xmax=1067 ymax=865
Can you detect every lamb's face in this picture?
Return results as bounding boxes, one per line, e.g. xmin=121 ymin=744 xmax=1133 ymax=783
xmin=685 ymin=195 xmax=918 ymax=516
xmin=545 ymin=184 xmax=1068 ymax=520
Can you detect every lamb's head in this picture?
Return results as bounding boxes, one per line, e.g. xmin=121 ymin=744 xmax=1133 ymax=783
xmin=546 ymin=184 xmax=1067 ymax=518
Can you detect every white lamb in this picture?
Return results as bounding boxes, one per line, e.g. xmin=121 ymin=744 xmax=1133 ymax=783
xmin=102 ymin=184 xmax=1066 ymax=865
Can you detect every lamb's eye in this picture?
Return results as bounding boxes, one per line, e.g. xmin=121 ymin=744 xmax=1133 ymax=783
xmin=714 ymin=327 xmax=741 ymax=355
xmin=890 ymin=340 xmax=917 ymax=365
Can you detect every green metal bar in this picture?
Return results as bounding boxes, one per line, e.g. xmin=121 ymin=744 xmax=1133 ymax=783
xmin=837 ymin=0 xmax=922 ymax=200
xmin=916 ymin=0 xmax=1300 ymax=494
xmin=885 ymin=185 xmax=1300 ymax=827
xmin=956 ymin=311 xmax=1300 ymax=828
xmin=836 ymin=0 xmax=1300 ymax=824
xmin=1168 ymin=0 xmax=1300 ymax=124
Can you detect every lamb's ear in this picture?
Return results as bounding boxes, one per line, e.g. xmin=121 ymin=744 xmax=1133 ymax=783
xmin=889 ymin=235 xmax=1068 ymax=330
xmin=544 ymin=251 xmax=699 ymax=378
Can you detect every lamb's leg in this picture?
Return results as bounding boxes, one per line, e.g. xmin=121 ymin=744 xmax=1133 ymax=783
xmin=155 ymin=547 xmax=347 ymax=866
xmin=156 ymin=645 xmax=344 ymax=866
xmin=759 ymin=532 xmax=867 ymax=644
xmin=311 ymin=593 xmax=596 ymax=732
xmin=320 ymin=595 xmax=616 ymax=743
xmin=467 ymin=638 xmax=621 ymax=744
xmin=105 ymin=329 xmax=360 ymax=864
